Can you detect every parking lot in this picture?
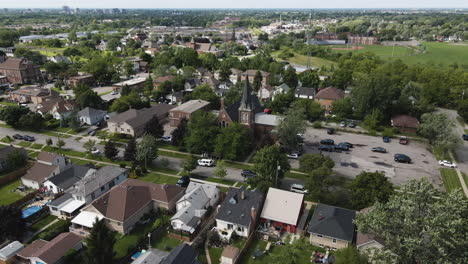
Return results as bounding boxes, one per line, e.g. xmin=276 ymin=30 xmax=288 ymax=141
xmin=290 ymin=127 xmax=442 ymax=186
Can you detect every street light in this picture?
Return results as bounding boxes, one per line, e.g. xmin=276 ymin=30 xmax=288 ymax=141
xmin=147 ymin=233 xmax=151 ymax=249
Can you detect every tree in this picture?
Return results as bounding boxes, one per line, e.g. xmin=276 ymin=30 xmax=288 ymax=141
xmin=187 ymin=84 xmax=220 ymax=109
xmin=331 ymin=97 xmax=354 ymax=119
xmin=418 ymin=113 xmax=461 ymax=153
xmin=75 ymin=89 xmax=104 ymax=109
xmin=349 ymin=171 xmax=394 ymax=210
xmin=145 ymin=115 xmax=164 ymax=138
xmin=214 ymin=160 xmax=227 ymax=179
xmin=171 ymin=118 xmax=188 ymax=149
xmin=298 ymin=153 xmax=334 ymax=172
xmin=0 ymin=106 xmax=29 ymax=128
xmin=355 ymin=179 xmax=468 ymax=264
xmin=292 ymin=99 xmax=324 ymax=121
xmin=214 ymin=123 xmax=252 ymax=161
xmin=252 ymin=70 xmax=263 ymax=92
xmin=306 ymin=166 xmax=334 ymax=202
xmin=56 ymin=139 xmax=65 ymax=149
xmin=299 ymin=70 xmax=320 ymax=88
xmin=120 ymin=84 xmax=131 ymax=96
xmin=83 ymin=139 xmax=96 ymax=153
xmin=18 ymin=112 xmax=45 ymax=131
xmin=104 ymin=140 xmax=119 ymax=160
xmin=282 ymin=66 xmax=298 ymax=88
xmin=109 ymin=93 xmax=150 ymax=113
xmin=83 ymin=218 xmax=116 ymax=264
xmin=334 ymin=246 xmax=367 ymax=264
xmin=124 ymin=137 xmax=137 ymax=161
xmin=271 ymin=238 xmax=311 ymax=264
xmin=277 ymin=106 xmax=306 ymax=151
xmin=457 ymin=99 xmax=468 ymax=122
xmin=185 ymin=111 xmax=219 ymax=154
xmin=6 ymin=149 xmax=27 ymax=170
xmin=0 ymin=205 xmax=25 ymax=241
xmin=251 ymin=145 xmax=290 ymax=192
xmin=46 ymin=138 xmax=53 ymax=146
xmin=136 ymin=134 xmax=158 ymax=168
xmin=182 ymin=155 xmax=199 ymax=175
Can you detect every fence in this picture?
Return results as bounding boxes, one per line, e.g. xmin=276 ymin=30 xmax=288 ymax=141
xmin=0 ymin=162 xmax=32 ymax=186
xmin=236 ymin=232 xmax=257 ymax=264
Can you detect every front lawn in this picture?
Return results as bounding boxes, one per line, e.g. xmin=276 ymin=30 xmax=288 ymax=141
xmin=139 ymin=172 xmax=179 ymax=185
xmin=462 ymin=172 xmax=468 ymax=187
xmin=0 ymin=179 xmax=24 ymax=206
xmin=30 ymin=143 xmax=44 ymax=150
xmin=440 ymin=168 xmax=462 ymax=192
xmin=17 ymin=141 xmax=32 ymax=148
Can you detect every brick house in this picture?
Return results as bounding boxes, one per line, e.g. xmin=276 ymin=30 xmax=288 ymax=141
xmin=169 ymin=100 xmax=210 ymax=127
xmin=9 ymin=86 xmax=59 ymax=104
xmin=240 ymin=70 xmax=269 ymax=85
xmin=314 ymin=86 xmax=345 ymax=112
xmin=67 ymin=74 xmax=95 ymax=87
xmin=391 ymin=115 xmax=419 ymax=134
xmin=0 ymin=58 xmax=41 ymax=84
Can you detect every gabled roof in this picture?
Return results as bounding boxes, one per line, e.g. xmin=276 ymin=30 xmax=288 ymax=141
xmin=296 ymin=87 xmax=315 ymax=97
xmin=77 ymin=107 xmax=107 ymax=119
xmin=170 ymin=100 xmax=210 ymax=114
xmin=254 ymin=113 xmax=281 ymax=126
xmin=391 ymin=114 xmax=419 ymax=129
xmin=131 ymin=249 xmax=169 ymax=264
xmin=161 ymin=244 xmax=200 ymax=264
xmin=0 ymin=241 xmax=23 ymax=260
xmin=37 ymin=151 xmax=60 ymax=163
xmin=242 ymin=70 xmax=269 ymax=77
xmin=307 ymin=203 xmax=356 ymax=242
xmin=0 ymin=58 xmax=29 ymax=70
xmin=22 ymin=162 xmax=57 ymax=183
xmin=71 ymin=165 xmax=127 ymax=197
xmin=356 ymin=232 xmax=386 ymax=248
xmin=260 ymin=188 xmax=303 ymax=225
xmin=107 ymin=104 xmax=175 ymax=132
xmin=46 ymin=165 xmax=94 ymax=190
xmin=315 ymin=86 xmax=345 ymax=100
xmin=216 ymin=186 xmax=264 ymax=227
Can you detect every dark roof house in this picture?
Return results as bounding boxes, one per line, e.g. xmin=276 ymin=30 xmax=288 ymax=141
xmin=307 ymin=203 xmax=356 ymax=243
xmin=161 ymin=244 xmax=200 ymax=264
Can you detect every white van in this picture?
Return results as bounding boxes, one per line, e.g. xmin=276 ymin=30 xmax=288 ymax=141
xmin=197 ymin=159 xmax=215 ymax=167
xmin=290 ymin=184 xmax=309 ymax=194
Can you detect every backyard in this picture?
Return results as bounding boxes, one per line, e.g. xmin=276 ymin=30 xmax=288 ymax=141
xmin=151 ymin=230 xmax=183 ymax=252
xmin=0 ymin=179 xmax=24 ymax=206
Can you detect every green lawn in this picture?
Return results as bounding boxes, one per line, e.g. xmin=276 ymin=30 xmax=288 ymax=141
xmin=151 ymin=231 xmax=183 ymax=252
xmin=285 ymin=171 xmax=308 ymax=181
xmin=17 ymin=141 xmax=32 ymax=148
xmin=272 ymin=50 xmax=337 ymax=68
xmin=0 ymin=136 xmax=13 ymax=143
xmin=51 ymin=87 xmax=65 ymax=94
xmin=330 ymin=44 xmax=412 ymax=57
xmin=30 ymin=214 xmax=57 ymax=232
xmin=440 ymin=168 xmax=462 ymax=192
xmin=139 ymin=172 xmax=179 ymax=185
xmin=462 ymin=172 xmax=468 ymax=188
xmin=223 ymin=161 xmax=254 ymax=171
xmin=0 ymin=179 xmax=24 ymax=206
xmin=0 ymin=101 xmax=18 ymax=107
xmin=114 ymin=221 xmax=154 ymax=259
xmin=432 ymin=146 xmax=452 ymax=162
xmin=32 ymin=219 xmax=70 ymax=241
xmin=208 ymin=247 xmax=224 ymax=264
xmin=42 ymin=146 xmax=87 ymax=158
xmin=30 ymin=143 xmax=44 ymax=150
xmin=201 ymin=176 xmax=237 ymax=186
xmin=159 ymin=149 xmax=193 ymax=160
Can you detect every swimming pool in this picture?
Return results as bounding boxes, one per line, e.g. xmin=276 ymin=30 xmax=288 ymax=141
xmin=22 ymin=205 xmax=42 ymax=219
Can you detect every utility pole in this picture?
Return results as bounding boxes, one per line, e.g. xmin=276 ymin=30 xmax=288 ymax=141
xmin=275 ymin=160 xmax=280 ymax=187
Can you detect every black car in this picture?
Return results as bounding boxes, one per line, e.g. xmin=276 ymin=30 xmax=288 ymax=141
xmin=320 ymin=139 xmax=335 ymax=145
xmin=463 ymin=134 xmax=468 ymax=141
xmin=319 ymin=145 xmax=335 ymax=152
xmin=176 ymin=175 xmax=190 ymax=187
xmin=327 ymin=128 xmax=335 ymax=134
xmin=12 ymin=134 xmax=23 ymax=140
xmin=23 ymin=135 xmax=35 ymax=142
xmin=394 ymin=154 xmax=411 ymax=163
xmin=348 ymin=122 xmax=356 ymax=128
xmin=241 ymin=170 xmax=256 ymax=178
xmin=371 ymin=147 xmax=387 ymax=153
xmin=341 ymin=142 xmax=353 ymax=148
xmin=335 ymin=143 xmax=350 ymax=151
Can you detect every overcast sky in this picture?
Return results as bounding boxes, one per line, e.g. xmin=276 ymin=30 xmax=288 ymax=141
xmin=3 ymin=0 xmax=468 ymax=9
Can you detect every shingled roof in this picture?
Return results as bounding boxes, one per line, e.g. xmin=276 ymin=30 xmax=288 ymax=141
xmin=315 ymin=86 xmax=345 ymax=100
xmin=307 ymin=203 xmax=356 ymax=242
xmin=216 ymin=186 xmax=264 ymax=227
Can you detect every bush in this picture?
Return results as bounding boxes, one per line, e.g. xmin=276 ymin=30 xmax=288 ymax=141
xmin=382 ymin=128 xmax=394 ymax=138
xmin=368 ymin=130 xmax=378 ymax=136
xmin=312 ymin=121 xmax=322 ymax=129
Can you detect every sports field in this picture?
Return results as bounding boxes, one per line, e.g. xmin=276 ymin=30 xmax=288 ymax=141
xmin=272 ymin=51 xmax=337 ymax=69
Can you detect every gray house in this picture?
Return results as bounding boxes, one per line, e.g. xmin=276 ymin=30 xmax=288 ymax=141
xmin=77 ymin=107 xmax=107 ymax=126
xmin=43 ymin=164 xmax=95 ymax=194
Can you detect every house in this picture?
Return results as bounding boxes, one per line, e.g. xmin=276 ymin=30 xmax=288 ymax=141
xmin=160 ymin=244 xmax=200 ymax=264
xmin=112 ymin=77 xmax=147 ymax=92
xmin=295 ymin=87 xmax=315 ymax=99
xmin=184 ymin=78 xmax=202 ymax=92
xmin=215 ymin=186 xmax=264 ymax=241
xmin=0 ymin=58 xmax=41 ymax=84
xmin=71 ymin=178 xmax=184 ymax=235
xmin=241 ymin=70 xmax=269 ymax=85
xmin=131 ymin=248 xmax=169 ymax=264
xmin=9 ymin=87 xmax=59 ymax=104
xmin=169 ymin=100 xmax=210 ymax=127
xmin=67 ymin=74 xmax=95 ymax=87
xmin=16 ymin=232 xmax=82 ymax=264
xmin=35 ymin=98 xmax=78 ymax=120
xmin=314 ymin=86 xmax=345 ymax=112
xmin=70 ymin=165 xmax=128 ymax=204
xmin=171 ymin=182 xmax=220 ymax=234
xmin=107 ymin=104 xmax=175 ymax=136
xmin=48 ymin=55 xmax=71 ymax=64
xmin=186 ymin=39 xmax=222 ymax=57
xmin=229 ymin=69 xmax=242 ymax=84
xmin=257 ymin=85 xmax=273 ymax=101
xmin=356 ymin=232 xmax=386 ymax=258
xmin=0 ymin=241 xmax=24 ymax=264
xmin=0 ymin=146 xmax=27 ymax=172
xmin=201 ymin=77 xmax=219 ymax=90
xmin=221 ymin=245 xmax=240 ymax=264
xmin=273 ymin=83 xmax=291 ymax=96
xmin=77 ymin=107 xmax=107 ymax=125
xmin=21 ymin=152 xmax=68 ymax=189
xmin=48 ymin=193 xmax=86 ymax=219
xmin=154 ymin=75 xmax=175 ymax=88
xmin=259 ymin=188 xmax=304 ymax=235
xmin=391 ymin=115 xmax=419 ymax=134
xmin=43 ymin=164 xmax=95 ymax=194
xmin=307 ymin=203 xmax=356 ymax=250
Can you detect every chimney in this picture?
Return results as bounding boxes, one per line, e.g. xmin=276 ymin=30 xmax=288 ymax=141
xmin=249 ymin=207 xmax=256 ymax=232
xmin=241 ymin=190 xmax=245 ymax=200
xmin=216 ymin=204 xmax=221 ymax=213
xmin=220 ymin=97 xmax=225 ymax=110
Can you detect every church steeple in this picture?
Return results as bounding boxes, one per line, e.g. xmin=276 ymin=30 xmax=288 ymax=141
xmin=239 ymin=78 xmax=253 ymax=111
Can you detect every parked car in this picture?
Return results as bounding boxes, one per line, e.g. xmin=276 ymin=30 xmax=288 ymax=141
xmin=290 ymin=184 xmax=309 ymax=194
xmin=371 ymin=147 xmax=387 ymax=153
xmin=241 ymin=170 xmax=256 ymax=178
xmin=320 ymin=139 xmax=334 ymax=145
xmin=91 ymin=148 xmax=100 ymax=154
xmin=23 ymin=135 xmax=35 ymax=142
xmin=287 ymin=151 xmax=301 ymax=159
xmin=341 ymin=142 xmax=353 ymax=148
xmin=340 ymin=121 xmax=346 ymax=127
xmin=111 ymin=90 xmax=118 ymax=95
xmin=319 ymin=145 xmax=335 ymax=152
xmin=399 ymin=136 xmax=408 ymax=145
xmin=383 ymin=136 xmax=390 ymax=143
xmin=197 ymin=159 xmax=215 ymax=167
xmin=160 ymin=136 xmax=172 ymax=142
xmin=88 ymin=130 xmax=97 ymax=136
xmin=12 ymin=134 xmax=23 ymax=140
xmin=348 ymin=122 xmax=356 ymax=128
xmin=463 ymin=134 xmax=468 ymax=141
xmin=335 ymin=143 xmax=350 ymax=151
xmin=438 ymin=160 xmax=457 ymax=168
xmin=394 ymin=154 xmax=411 ymax=163
xmin=327 ymin=128 xmax=335 ymax=134
xmin=176 ymin=175 xmax=190 ymax=187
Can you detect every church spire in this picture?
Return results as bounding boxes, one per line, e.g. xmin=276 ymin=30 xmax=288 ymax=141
xmin=239 ymin=78 xmax=253 ymax=111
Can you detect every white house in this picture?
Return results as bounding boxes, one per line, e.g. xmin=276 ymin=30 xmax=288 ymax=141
xmin=43 ymin=165 xmax=95 ymax=194
xmin=77 ymin=107 xmax=107 ymax=126
xmin=21 ymin=152 xmax=68 ymax=189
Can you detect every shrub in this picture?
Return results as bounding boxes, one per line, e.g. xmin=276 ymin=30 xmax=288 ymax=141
xmin=382 ymin=128 xmax=394 ymax=138
xmin=312 ymin=121 xmax=322 ymax=129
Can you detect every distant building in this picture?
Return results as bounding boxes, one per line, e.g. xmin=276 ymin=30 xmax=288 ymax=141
xmin=77 ymin=107 xmax=107 ymax=126
xmin=391 ymin=115 xmax=419 ymax=134
xmin=314 ymin=86 xmax=345 ymax=112
xmin=67 ymin=74 xmax=95 ymax=87
xmin=9 ymin=86 xmax=59 ymax=104
xmin=241 ymin=70 xmax=269 ymax=85
xmin=112 ymin=77 xmax=147 ymax=92
xmin=348 ymin=36 xmax=378 ymax=45
xmin=169 ymin=100 xmax=211 ymax=127
xmin=0 ymin=58 xmax=41 ymax=84
xmin=35 ymin=98 xmax=78 ymax=120
xmin=21 ymin=152 xmax=68 ymax=189
xmin=186 ymin=39 xmax=222 ymax=56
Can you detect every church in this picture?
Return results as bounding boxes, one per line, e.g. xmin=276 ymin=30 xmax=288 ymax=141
xmin=218 ymin=78 xmax=281 ymax=138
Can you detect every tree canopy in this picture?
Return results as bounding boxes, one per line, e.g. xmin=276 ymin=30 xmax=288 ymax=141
xmin=251 ymin=145 xmax=291 ymax=192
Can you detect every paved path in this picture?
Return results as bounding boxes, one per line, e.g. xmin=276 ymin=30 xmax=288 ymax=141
xmin=24 ymin=219 xmax=59 ymax=243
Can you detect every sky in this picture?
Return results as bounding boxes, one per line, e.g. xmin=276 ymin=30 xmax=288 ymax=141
xmin=2 ymin=0 xmax=468 ymax=9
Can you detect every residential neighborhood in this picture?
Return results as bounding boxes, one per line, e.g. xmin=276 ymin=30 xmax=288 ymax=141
xmin=0 ymin=3 xmax=467 ymax=264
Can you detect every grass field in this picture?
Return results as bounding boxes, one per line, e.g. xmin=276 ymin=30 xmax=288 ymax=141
xmin=272 ymin=51 xmax=337 ymax=68
xmin=440 ymin=168 xmax=462 ymax=192
xmin=0 ymin=179 xmax=23 ymax=206
xmin=139 ymin=172 xmax=179 ymax=185
xmin=330 ymin=44 xmax=412 ymax=57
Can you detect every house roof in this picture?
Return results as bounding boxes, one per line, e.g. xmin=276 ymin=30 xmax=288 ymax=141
xmin=216 ymin=186 xmax=264 ymax=227
xmin=0 ymin=58 xmax=29 ymax=70
xmin=254 ymin=113 xmax=281 ymax=126
xmin=296 ymin=87 xmax=315 ymax=97
xmin=186 ymin=182 xmax=218 ymax=201
xmin=391 ymin=115 xmax=419 ymax=129
xmin=131 ymin=249 xmax=169 ymax=264
xmin=36 ymin=98 xmax=77 ymax=115
xmin=223 ymin=79 xmax=263 ymax=122
xmin=22 ymin=162 xmax=57 ymax=183
xmin=108 ymin=104 xmax=175 ymax=132
xmin=71 ymin=165 xmax=127 ymax=197
xmin=48 ymin=193 xmax=74 ymax=207
xmin=10 ymin=86 xmax=56 ymax=97
xmin=37 ymin=151 xmax=60 ymax=163
xmin=170 ymin=100 xmax=210 ymax=114
xmin=71 ymin=211 xmax=104 ymax=228
xmin=161 ymin=244 xmax=200 ymax=264
xmin=222 ymin=245 xmax=239 ymax=259
xmin=46 ymin=165 xmax=93 ymax=190
xmin=230 ymin=68 xmax=242 ymax=75
xmin=307 ymin=203 xmax=356 ymax=242
xmin=77 ymin=107 xmax=107 ymax=119
xmin=260 ymin=188 xmax=303 ymax=226
xmin=155 ymin=75 xmax=175 ymax=84
xmin=0 ymin=241 xmax=23 ymax=260
xmin=242 ymin=70 xmax=269 ymax=77
xmin=17 ymin=232 xmax=82 ymax=264
xmin=356 ymin=232 xmax=386 ymax=247
xmin=315 ymin=86 xmax=345 ymax=100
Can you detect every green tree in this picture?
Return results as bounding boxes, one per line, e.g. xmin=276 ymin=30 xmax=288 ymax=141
xmin=271 ymin=238 xmax=310 ymax=264
xmin=334 ymin=246 xmax=367 ymax=264
xmin=252 ymin=70 xmax=263 ymax=92
xmin=56 ymin=139 xmax=66 ymax=149
xmin=171 ymin=118 xmax=188 ymax=149
xmin=214 ymin=123 xmax=252 ymax=160
xmin=299 ymin=153 xmax=334 ymax=173
xmin=299 ymin=70 xmax=320 ymax=88
xmin=120 ymin=84 xmax=131 ymax=96
xmin=83 ymin=139 xmax=96 ymax=153
xmin=306 ymin=166 xmax=334 ymax=202
xmin=188 ymin=84 xmax=220 ymax=109
xmin=182 ymin=155 xmax=199 ymax=175
xmin=6 ymin=149 xmax=27 ymax=170
xmin=292 ymin=99 xmax=324 ymax=121
xmin=0 ymin=106 xmax=30 ymax=128
xmin=185 ymin=111 xmax=219 ymax=154
xmin=214 ymin=160 xmax=227 ymax=179
xmin=124 ymin=137 xmax=137 ymax=161
xmin=83 ymin=218 xmax=116 ymax=264
xmin=457 ymin=99 xmax=468 ymax=122
xmin=277 ymin=106 xmax=306 ymax=151
xmin=331 ymin=97 xmax=353 ymax=119
xmin=251 ymin=145 xmax=290 ymax=192
xmin=18 ymin=112 xmax=45 ymax=131
xmin=349 ymin=171 xmax=394 ymax=210
xmin=75 ymin=89 xmax=104 ymax=109
xmin=136 ymin=134 xmax=158 ymax=168
xmin=355 ymin=179 xmax=468 ymax=264
xmin=0 ymin=206 xmax=25 ymax=241
xmin=145 ymin=115 xmax=164 ymax=138
xmin=123 ymin=61 xmax=135 ymax=78
xmin=418 ymin=113 xmax=460 ymax=152
xmin=282 ymin=66 xmax=298 ymax=88
xmin=46 ymin=138 xmax=53 ymax=146
xmin=104 ymin=140 xmax=119 ymax=160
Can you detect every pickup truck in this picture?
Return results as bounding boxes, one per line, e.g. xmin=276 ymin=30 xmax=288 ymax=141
xmin=399 ymin=136 xmax=408 ymax=145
